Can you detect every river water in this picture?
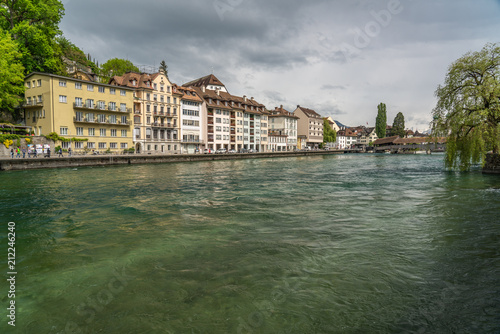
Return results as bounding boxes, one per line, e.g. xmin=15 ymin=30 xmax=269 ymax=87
xmin=1 ymin=154 xmax=499 ymax=333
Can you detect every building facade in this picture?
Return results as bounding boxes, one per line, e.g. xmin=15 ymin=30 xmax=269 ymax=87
xmin=109 ymin=70 xmax=181 ymax=154
xmin=175 ymin=85 xmax=204 ymax=154
xmin=268 ymin=105 xmax=298 ymax=151
xmin=23 ymin=72 xmax=134 ymax=153
xmin=293 ymin=105 xmax=323 ymax=149
xmin=185 ymin=74 xmax=269 ymax=152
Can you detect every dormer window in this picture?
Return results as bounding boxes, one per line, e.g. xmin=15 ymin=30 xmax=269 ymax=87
xmin=132 ymin=79 xmax=136 ymax=86
xmin=146 ymin=81 xmax=150 ymax=87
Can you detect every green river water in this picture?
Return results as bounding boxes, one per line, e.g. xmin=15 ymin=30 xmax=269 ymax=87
xmin=0 ymin=154 xmax=499 ymax=333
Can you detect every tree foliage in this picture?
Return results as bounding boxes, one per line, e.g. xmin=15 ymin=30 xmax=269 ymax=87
xmin=392 ymin=112 xmax=405 ymax=138
xmin=432 ymin=43 xmax=500 ymax=171
xmin=375 ymin=103 xmax=387 ymax=138
xmin=100 ymin=58 xmax=139 ymax=83
xmin=0 ymin=29 xmax=25 ymax=113
xmin=323 ymin=118 xmax=337 ymax=143
xmin=0 ymin=0 xmax=65 ymax=74
xmin=160 ymin=60 xmax=168 ymax=76
xmin=57 ymin=36 xmax=99 ymax=74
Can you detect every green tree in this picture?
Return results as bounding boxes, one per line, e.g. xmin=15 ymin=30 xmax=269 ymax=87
xmin=159 ymin=60 xmax=168 ymax=76
xmin=375 ymin=102 xmax=387 ymax=138
xmin=0 ymin=0 xmax=65 ymax=74
xmin=323 ymin=118 xmax=337 ymax=144
xmin=432 ymin=43 xmax=500 ymax=171
xmin=0 ymin=29 xmax=25 ymax=114
xmin=56 ymin=36 xmax=99 ymax=75
xmin=100 ymin=58 xmax=139 ymax=83
xmin=392 ymin=112 xmax=405 ymax=137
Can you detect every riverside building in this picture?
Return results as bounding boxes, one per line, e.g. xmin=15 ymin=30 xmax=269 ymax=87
xmin=294 ymin=105 xmax=324 ymax=149
xmin=184 ymin=74 xmax=269 ymax=152
xmin=268 ymin=105 xmax=299 ymax=151
xmin=174 ymin=85 xmax=204 ymax=154
xmin=22 ymin=72 xmax=134 ymax=153
xmin=109 ymin=70 xmax=181 ymax=154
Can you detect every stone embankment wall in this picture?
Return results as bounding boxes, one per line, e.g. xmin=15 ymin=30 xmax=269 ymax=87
xmin=483 ymin=153 xmax=500 ymax=174
xmin=0 ymin=151 xmax=343 ymax=171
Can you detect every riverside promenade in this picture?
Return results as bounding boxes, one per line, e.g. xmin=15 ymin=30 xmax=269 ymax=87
xmin=0 ymin=150 xmax=344 ymax=171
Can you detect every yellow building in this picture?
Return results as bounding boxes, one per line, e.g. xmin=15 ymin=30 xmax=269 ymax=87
xmin=23 ymin=72 xmax=134 ymax=153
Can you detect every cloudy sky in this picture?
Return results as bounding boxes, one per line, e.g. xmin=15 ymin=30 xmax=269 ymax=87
xmin=60 ymin=0 xmax=500 ymax=131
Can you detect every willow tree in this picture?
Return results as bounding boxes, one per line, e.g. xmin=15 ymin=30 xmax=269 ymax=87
xmin=432 ymin=43 xmax=500 ymax=171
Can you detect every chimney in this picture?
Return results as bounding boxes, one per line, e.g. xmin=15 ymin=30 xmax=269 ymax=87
xmin=251 ymin=97 xmax=254 ymax=100
xmin=243 ymin=95 xmax=247 ymax=102
xmin=280 ymin=105 xmax=283 ymax=109
xmin=297 ymin=105 xmax=300 ymax=108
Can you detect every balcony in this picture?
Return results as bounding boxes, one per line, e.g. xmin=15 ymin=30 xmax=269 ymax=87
xmin=181 ymin=139 xmax=204 ymax=144
xmin=134 ymin=109 xmax=141 ymax=114
xmin=24 ymin=100 xmax=43 ymax=108
xmin=152 ymin=122 xmax=165 ymax=128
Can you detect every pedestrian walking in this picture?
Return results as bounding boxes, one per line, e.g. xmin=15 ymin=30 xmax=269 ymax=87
xmin=46 ymin=147 xmax=50 ymax=158
xmin=58 ymin=148 xmax=63 ymax=157
xmin=16 ymin=148 xmax=21 ymax=158
xmin=28 ymin=147 xmax=31 ymax=158
xmin=10 ymin=148 xmax=14 ymax=158
xmin=22 ymin=148 xmax=26 ymax=158
xmin=33 ymin=147 xmax=37 ymax=158
xmin=68 ymin=147 xmax=72 ymax=157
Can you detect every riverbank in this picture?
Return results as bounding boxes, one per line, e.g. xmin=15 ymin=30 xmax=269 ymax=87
xmin=0 ymin=150 xmax=343 ymax=171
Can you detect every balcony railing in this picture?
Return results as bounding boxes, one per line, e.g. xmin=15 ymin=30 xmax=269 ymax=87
xmin=181 ymin=139 xmax=204 ymax=144
xmin=24 ymin=100 xmax=43 ymax=107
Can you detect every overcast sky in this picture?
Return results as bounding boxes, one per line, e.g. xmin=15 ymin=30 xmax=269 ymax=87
xmin=60 ymin=0 xmax=500 ymax=131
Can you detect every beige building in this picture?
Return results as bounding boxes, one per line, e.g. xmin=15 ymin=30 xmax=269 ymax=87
xmin=293 ymin=105 xmax=323 ymax=148
xmin=109 ymin=70 xmax=181 ymax=154
xmin=23 ymin=72 xmax=134 ymax=153
xmin=268 ymin=105 xmax=299 ymax=151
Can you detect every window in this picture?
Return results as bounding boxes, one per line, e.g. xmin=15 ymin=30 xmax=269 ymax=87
xmin=87 ymin=84 xmax=94 ymax=91
xmin=87 ymin=142 xmax=95 ymax=149
xmin=75 ymin=112 xmax=83 ymax=122
xmin=110 ymin=143 xmax=117 ymax=149
xmin=173 ymin=98 xmax=177 ymax=104
xmin=76 ymin=127 xmax=83 ymax=136
xmin=88 ymin=128 xmax=95 ymax=136
xmin=98 ymin=142 xmax=106 ymax=149
xmin=216 ymin=118 xmax=221 ymax=123
xmin=153 ymin=83 xmax=157 ymax=90
xmin=121 ymin=116 xmax=127 ymax=124
xmin=146 ymin=105 xmax=150 ymax=112
xmin=98 ymin=101 xmax=105 ymax=110
xmin=173 ymin=108 xmax=177 ymax=115
xmin=98 ymin=114 xmax=106 ymax=123
xmin=86 ymin=99 xmax=94 ymax=108
xmin=121 ymin=143 xmax=128 ymax=149
xmin=167 ymin=97 xmax=171 ymax=103
xmin=121 ymin=130 xmax=127 ymax=137
xmin=26 ymin=82 xmax=31 ymax=89
xmin=146 ymin=93 xmax=150 ymax=101
xmin=75 ymin=82 xmax=82 ymax=89
xmin=62 ymin=142 xmax=70 ymax=149
xmin=59 ymin=95 xmax=67 ymax=103
xmin=109 ymin=115 xmax=117 ymax=124
xmin=110 ymin=88 xmax=116 ymax=95
xmin=100 ymin=128 xmax=106 ymax=137
xmin=120 ymin=90 xmax=126 ymax=96
xmin=74 ymin=142 xmax=83 ymax=149
xmin=120 ymin=103 xmax=126 ymax=112
xmin=98 ymin=86 xmax=105 ymax=93
xmin=108 ymin=102 xmax=116 ymax=111
xmin=59 ymin=80 xmax=67 ymax=87
xmin=60 ymin=127 xmax=68 ymax=135
xmin=37 ymin=79 xmax=41 ymax=87
xmin=86 ymin=113 xmax=94 ymax=122
xmin=146 ymin=117 xmax=151 ymax=124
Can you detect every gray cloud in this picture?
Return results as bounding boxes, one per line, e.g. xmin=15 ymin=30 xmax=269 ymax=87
xmin=60 ymin=0 xmax=500 ymax=130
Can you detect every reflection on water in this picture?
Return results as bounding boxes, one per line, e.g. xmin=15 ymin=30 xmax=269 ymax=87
xmin=0 ymin=154 xmax=499 ymax=333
